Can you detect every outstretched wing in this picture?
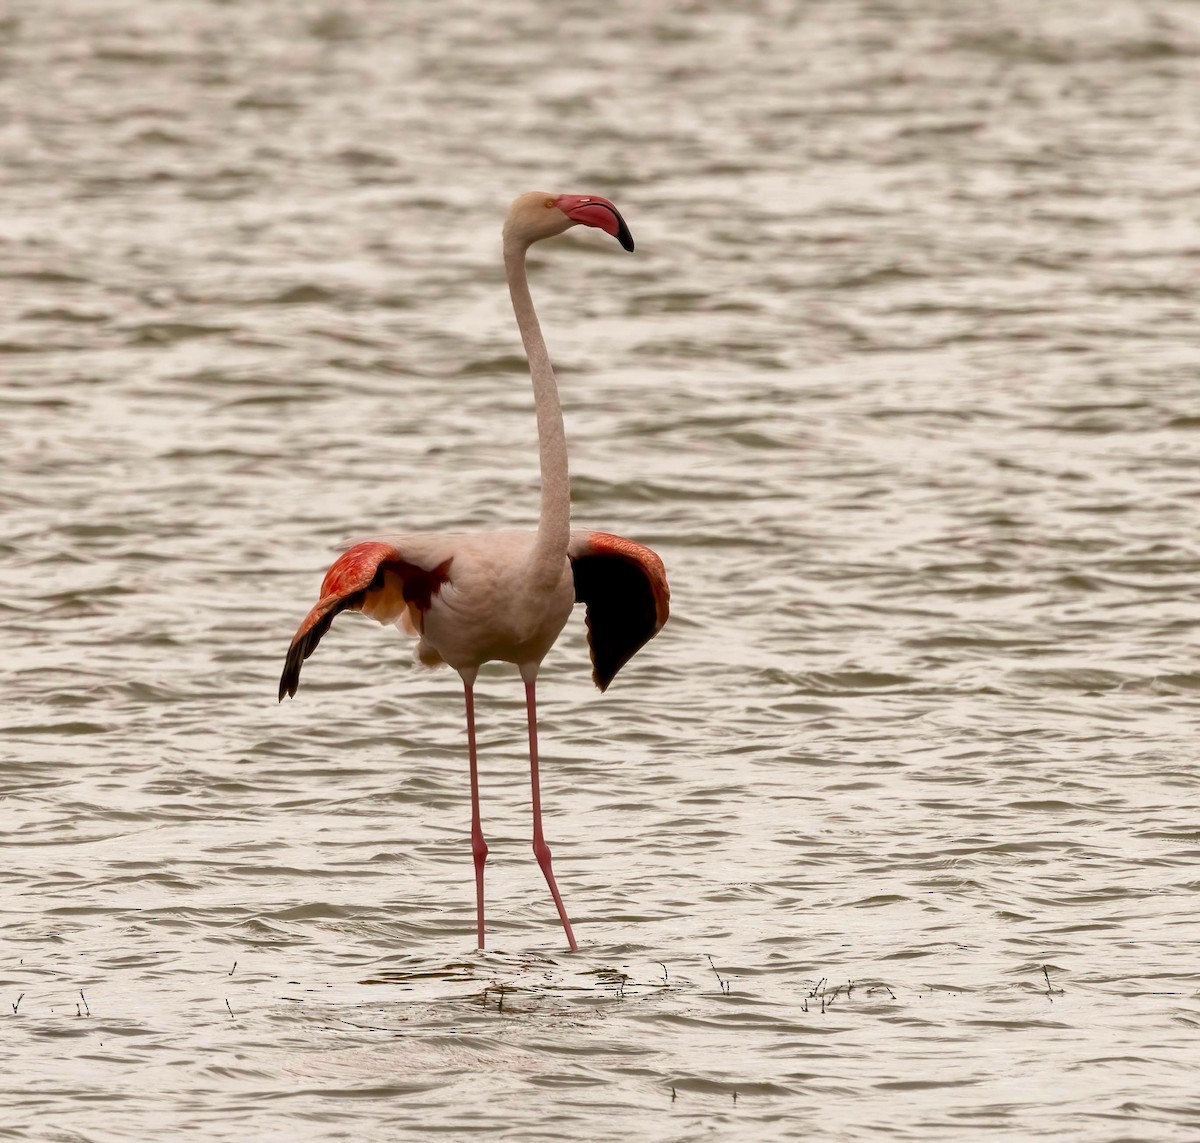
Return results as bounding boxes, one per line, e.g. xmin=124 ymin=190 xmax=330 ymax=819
xmin=568 ymin=530 xmax=670 ymax=692
xmin=279 ymin=540 xmax=451 ymax=701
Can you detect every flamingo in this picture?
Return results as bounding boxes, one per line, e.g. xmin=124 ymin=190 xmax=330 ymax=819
xmin=278 ymin=192 xmax=669 ymax=953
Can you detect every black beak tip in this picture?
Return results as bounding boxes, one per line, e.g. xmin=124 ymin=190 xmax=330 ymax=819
xmin=616 ymin=219 xmax=635 ymax=253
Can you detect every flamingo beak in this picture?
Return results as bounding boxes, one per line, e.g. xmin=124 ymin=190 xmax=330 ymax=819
xmin=555 ymin=194 xmax=635 ymax=252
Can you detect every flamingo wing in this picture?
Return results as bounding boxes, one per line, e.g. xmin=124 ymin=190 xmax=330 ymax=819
xmin=279 ymin=540 xmax=451 ymax=701
xmin=569 ymin=530 xmax=670 ymax=692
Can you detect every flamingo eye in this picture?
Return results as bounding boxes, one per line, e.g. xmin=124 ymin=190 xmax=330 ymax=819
xmin=544 ymin=198 xmax=555 ymax=208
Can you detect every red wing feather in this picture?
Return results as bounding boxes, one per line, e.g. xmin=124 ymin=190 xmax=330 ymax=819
xmin=569 ymin=531 xmax=669 ymax=692
xmin=279 ymin=542 xmax=450 ymax=701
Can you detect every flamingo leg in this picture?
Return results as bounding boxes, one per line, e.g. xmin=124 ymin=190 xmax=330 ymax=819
xmin=524 ymin=679 xmax=578 ymax=952
xmin=464 ymin=681 xmax=488 ymax=950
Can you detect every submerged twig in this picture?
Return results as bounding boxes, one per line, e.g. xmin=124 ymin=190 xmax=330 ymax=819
xmin=706 ymin=955 xmax=732 ymax=995
xmin=79 ymin=990 xmax=90 ymax=1016
xmin=12 ymin=993 xmax=23 ymax=1015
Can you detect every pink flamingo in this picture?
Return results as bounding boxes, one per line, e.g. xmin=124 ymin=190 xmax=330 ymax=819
xmin=279 ymin=192 xmax=669 ymax=952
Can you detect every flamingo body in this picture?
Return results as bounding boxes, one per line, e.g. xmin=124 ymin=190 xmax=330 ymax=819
xmin=280 ymin=192 xmax=668 ymax=951
xmin=280 ymin=529 xmax=668 ymax=700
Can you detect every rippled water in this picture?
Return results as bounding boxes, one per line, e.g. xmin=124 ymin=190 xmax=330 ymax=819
xmin=4 ymin=0 xmax=1200 ymax=1139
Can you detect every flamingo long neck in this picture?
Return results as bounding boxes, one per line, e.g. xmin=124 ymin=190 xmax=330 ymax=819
xmin=505 ymin=240 xmax=571 ymax=585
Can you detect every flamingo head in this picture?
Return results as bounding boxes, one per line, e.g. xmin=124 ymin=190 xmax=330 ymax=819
xmin=504 ymin=191 xmax=635 ymax=252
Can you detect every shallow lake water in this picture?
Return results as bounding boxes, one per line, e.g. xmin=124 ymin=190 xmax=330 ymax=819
xmin=3 ymin=1 xmax=1200 ymax=1139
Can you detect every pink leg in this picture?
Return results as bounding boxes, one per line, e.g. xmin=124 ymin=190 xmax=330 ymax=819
xmin=464 ymin=682 xmax=488 ymax=950
xmin=525 ymin=680 xmax=578 ymax=952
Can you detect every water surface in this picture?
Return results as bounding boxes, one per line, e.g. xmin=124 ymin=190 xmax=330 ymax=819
xmin=3 ymin=1 xmax=1200 ymax=1139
